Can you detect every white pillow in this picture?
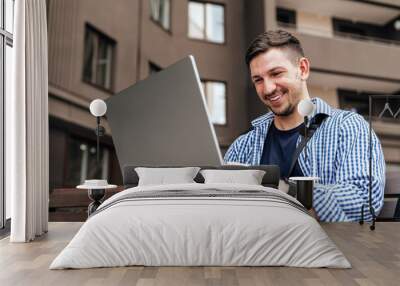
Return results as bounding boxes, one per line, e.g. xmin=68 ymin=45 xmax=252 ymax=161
xmin=200 ymin=169 xmax=266 ymax=185
xmin=225 ymin=161 xmax=250 ymax=166
xmin=135 ymin=167 xmax=200 ymax=186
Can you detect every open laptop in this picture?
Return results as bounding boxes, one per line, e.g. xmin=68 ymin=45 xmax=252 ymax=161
xmin=106 ymin=55 xmax=224 ymax=170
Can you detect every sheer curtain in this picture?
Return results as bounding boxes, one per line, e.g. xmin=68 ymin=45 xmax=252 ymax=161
xmin=7 ymin=0 xmax=48 ymax=242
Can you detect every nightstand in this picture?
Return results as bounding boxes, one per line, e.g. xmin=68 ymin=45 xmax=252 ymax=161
xmin=76 ymin=183 xmax=117 ymax=216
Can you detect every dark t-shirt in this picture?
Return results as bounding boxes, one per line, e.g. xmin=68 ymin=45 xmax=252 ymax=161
xmin=260 ymin=121 xmax=304 ymax=179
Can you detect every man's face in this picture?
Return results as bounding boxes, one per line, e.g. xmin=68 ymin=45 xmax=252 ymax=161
xmin=250 ymin=48 xmax=308 ymax=116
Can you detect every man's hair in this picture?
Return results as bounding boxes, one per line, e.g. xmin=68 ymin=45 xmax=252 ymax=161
xmin=245 ymin=30 xmax=305 ymax=66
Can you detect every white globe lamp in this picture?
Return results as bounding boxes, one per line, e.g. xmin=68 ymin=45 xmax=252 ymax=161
xmin=89 ymin=99 xmax=107 ymax=164
xmin=297 ymin=98 xmax=316 ymax=179
xmin=394 ymin=20 xmax=400 ymax=31
xmin=298 ymin=98 xmax=315 ymax=118
xmin=90 ymin=99 xmax=107 ymax=117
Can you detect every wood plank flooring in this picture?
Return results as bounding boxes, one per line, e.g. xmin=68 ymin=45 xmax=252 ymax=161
xmin=0 ymin=222 xmax=399 ymax=286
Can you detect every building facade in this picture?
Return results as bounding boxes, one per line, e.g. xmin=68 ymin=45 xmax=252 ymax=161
xmin=47 ymin=0 xmax=251 ymax=193
xmin=47 ymin=0 xmax=400 ymax=219
xmin=269 ymin=0 xmax=400 ymax=171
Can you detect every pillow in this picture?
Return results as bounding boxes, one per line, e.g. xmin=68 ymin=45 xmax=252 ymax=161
xmin=200 ymin=169 xmax=266 ymax=185
xmin=224 ymin=161 xmax=250 ymax=166
xmin=135 ymin=167 xmax=200 ymax=186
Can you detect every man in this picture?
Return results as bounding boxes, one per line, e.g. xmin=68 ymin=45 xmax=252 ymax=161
xmin=224 ymin=30 xmax=385 ymax=222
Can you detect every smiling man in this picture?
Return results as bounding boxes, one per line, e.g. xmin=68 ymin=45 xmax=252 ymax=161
xmin=224 ymin=30 xmax=385 ymax=222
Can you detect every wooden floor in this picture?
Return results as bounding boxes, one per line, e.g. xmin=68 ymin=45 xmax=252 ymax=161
xmin=0 ymin=222 xmax=399 ymax=286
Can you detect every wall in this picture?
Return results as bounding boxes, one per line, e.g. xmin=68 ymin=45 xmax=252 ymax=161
xmin=308 ymin=85 xmax=338 ymax=108
xmin=297 ymin=11 xmax=333 ymax=38
xmin=47 ymin=0 xmax=249 ymax=147
xmin=138 ymin=0 xmax=249 ymax=146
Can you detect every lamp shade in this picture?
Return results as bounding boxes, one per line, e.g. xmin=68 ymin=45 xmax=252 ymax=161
xmin=394 ymin=20 xmax=400 ymax=31
xmin=298 ymin=98 xmax=315 ymax=117
xmin=89 ymin=99 xmax=107 ymax=117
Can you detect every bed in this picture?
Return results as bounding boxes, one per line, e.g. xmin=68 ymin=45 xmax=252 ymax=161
xmin=50 ymin=165 xmax=350 ymax=269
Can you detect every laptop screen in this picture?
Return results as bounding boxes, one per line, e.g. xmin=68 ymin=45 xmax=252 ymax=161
xmin=105 ymin=56 xmax=223 ymax=170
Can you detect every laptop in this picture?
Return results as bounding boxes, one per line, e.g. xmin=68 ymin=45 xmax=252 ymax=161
xmin=106 ymin=55 xmax=224 ymax=170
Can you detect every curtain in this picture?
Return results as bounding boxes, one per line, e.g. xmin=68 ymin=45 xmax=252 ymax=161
xmin=150 ymin=0 xmax=160 ymax=21
xmin=7 ymin=0 xmax=49 ymax=242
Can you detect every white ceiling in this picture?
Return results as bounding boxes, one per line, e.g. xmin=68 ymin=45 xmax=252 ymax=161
xmin=277 ymin=0 xmax=400 ymax=25
xmin=309 ymin=70 xmax=400 ymax=93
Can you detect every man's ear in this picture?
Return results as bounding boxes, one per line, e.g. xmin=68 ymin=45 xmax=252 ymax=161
xmin=298 ymin=57 xmax=310 ymax=81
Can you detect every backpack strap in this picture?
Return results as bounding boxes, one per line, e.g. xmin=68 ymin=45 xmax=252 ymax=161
xmin=285 ymin=113 xmax=329 ymax=181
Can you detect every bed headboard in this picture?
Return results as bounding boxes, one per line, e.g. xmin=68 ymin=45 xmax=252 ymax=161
xmin=122 ymin=165 xmax=280 ymax=189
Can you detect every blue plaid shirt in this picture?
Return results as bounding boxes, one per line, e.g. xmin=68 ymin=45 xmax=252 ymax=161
xmin=224 ymin=97 xmax=385 ymax=222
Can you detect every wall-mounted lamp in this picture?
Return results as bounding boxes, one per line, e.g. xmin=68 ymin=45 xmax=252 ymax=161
xmin=89 ymin=99 xmax=107 ymax=164
xmin=394 ymin=20 xmax=400 ymax=31
xmin=298 ymin=99 xmax=316 ymax=148
xmin=294 ymin=98 xmax=316 ymax=210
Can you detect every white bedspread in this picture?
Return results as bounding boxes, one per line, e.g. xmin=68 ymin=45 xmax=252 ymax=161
xmin=50 ymin=183 xmax=351 ymax=269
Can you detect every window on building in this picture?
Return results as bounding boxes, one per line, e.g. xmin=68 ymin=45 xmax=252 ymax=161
xmin=201 ymin=81 xmax=227 ymax=125
xmin=64 ymin=137 xmax=110 ymax=187
xmin=48 ymin=117 xmax=123 ymax=190
xmin=1 ymin=0 xmax=15 ymax=229
xmin=83 ymin=24 xmax=116 ymax=91
xmin=276 ymin=7 xmax=296 ymax=27
xmin=338 ymin=89 xmax=369 ymax=116
xmin=150 ymin=0 xmax=170 ymax=31
xmin=48 ymin=117 xmax=123 ymax=222
xmin=332 ymin=18 xmax=367 ymax=37
xmin=332 ymin=17 xmax=400 ymax=44
xmin=338 ymin=88 xmax=400 ymax=120
xmin=188 ymin=1 xmax=225 ymax=44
